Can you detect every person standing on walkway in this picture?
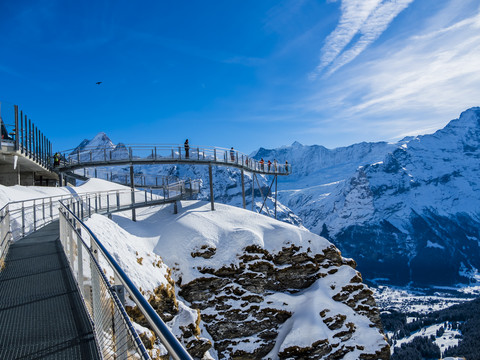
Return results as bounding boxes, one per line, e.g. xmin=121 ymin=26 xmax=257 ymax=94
xmin=53 ymin=152 xmax=60 ymax=167
xmin=267 ymin=160 xmax=272 ymax=172
xmin=260 ymin=158 xmax=264 ymax=171
xmin=230 ymin=147 xmax=235 ymax=162
xmin=285 ymin=160 xmax=289 ymax=173
xmin=184 ymin=139 xmax=190 ymax=159
xmin=274 ymin=159 xmax=278 ymax=172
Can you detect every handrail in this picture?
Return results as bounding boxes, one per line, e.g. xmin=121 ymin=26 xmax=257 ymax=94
xmin=57 ymin=143 xmax=292 ymax=175
xmin=59 ymin=198 xmax=193 ymax=360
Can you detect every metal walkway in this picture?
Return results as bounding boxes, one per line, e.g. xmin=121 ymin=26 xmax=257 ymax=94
xmin=0 ymin=221 xmax=100 ymax=360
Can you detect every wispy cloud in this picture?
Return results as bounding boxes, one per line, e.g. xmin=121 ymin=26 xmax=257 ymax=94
xmin=303 ymin=6 xmax=480 ymax=145
xmin=311 ymin=0 xmax=413 ymax=78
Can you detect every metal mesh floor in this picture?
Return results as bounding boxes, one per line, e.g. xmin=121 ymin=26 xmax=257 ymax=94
xmin=0 ymin=222 xmax=100 ymax=359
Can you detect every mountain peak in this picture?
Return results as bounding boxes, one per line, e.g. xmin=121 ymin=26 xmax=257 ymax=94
xmin=291 ymin=141 xmax=303 ymax=147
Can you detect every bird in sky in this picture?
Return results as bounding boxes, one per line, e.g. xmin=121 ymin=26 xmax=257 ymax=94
xmin=96 ymin=81 xmax=102 ymax=85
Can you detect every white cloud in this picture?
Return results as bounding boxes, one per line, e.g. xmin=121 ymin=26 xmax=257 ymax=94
xmin=304 ymin=7 xmax=480 ymax=145
xmin=311 ymin=0 xmax=414 ymax=78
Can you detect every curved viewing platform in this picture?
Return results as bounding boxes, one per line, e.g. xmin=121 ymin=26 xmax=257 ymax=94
xmin=57 ymin=144 xmax=291 ymax=176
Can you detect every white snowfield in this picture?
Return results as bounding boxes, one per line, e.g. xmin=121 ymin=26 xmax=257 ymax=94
xmin=1 ymin=179 xmax=387 ymax=359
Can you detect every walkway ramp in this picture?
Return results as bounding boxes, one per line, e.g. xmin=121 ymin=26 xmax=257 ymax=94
xmin=0 ymin=222 xmax=100 ymax=359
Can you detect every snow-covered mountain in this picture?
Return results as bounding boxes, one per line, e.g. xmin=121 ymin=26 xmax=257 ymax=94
xmin=252 ymin=107 xmax=480 ymax=287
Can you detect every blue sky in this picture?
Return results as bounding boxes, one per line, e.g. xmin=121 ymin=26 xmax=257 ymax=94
xmin=1 ymin=0 xmax=479 ymax=153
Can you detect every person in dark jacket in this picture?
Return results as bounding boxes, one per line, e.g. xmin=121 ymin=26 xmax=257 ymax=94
xmin=184 ymin=139 xmax=190 ymax=159
xmin=53 ymin=152 xmax=61 ymax=167
xmin=230 ymin=147 xmax=235 ymax=162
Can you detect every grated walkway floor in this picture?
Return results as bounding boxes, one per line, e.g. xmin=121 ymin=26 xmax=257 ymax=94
xmin=0 ymin=222 xmax=100 ymax=359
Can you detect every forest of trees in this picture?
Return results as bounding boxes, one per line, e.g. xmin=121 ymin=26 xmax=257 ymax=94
xmin=381 ymin=297 xmax=480 ymax=360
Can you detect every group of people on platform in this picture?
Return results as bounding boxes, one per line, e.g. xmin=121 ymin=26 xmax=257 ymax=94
xmin=258 ymin=158 xmax=289 ymax=173
xmin=184 ymin=139 xmax=289 ymax=173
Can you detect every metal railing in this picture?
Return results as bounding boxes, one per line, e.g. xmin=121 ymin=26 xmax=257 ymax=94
xmin=58 ymin=144 xmax=292 ymax=175
xmin=0 ymin=206 xmax=12 ymax=269
xmin=3 ymin=180 xmax=200 ymax=241
xmin=59 ymin=198 xmax=193 ymax=360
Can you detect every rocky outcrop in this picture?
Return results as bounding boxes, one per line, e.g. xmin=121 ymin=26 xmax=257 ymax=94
xmin=180 ymin=243 xmax=389 ymax=359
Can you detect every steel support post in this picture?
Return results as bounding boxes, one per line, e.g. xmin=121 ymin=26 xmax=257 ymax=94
xmin=241 ymin=168 xmax=246 ymax=209
xmin=113 ymin=274 xmax=127 ymax=360
xmin=21 ymin=203 xmax=25 ymax=237
xmin=275 ymin=175 xmax=278 ymax=219
xmin=90 ymin=239 xmax=104 ymax=351
xmin=77 ymin=232 xmax=84 ymax=295
xmin=209 ymin=163 xmax=215 ymax=211
xmin=28 ymin=119 xmax=32 ymax=157
xmin=33 ymin=200 xmax=37 ymax=231
xmin=14 ymin=105 xmax=19 ymax=151
xmin=20 ymin=109 xmax=24 ymax=153
xmin=130 ymin=165 xmax=136 ymax=221
xmin=252 ymin=173 xmax=255 ymax=211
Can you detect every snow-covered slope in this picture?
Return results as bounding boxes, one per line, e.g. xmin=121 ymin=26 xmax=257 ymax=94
xmin=253 ymin=108 xmax=480 ymax=287
xmin=87 ymin=201 xmax=389 ymax=359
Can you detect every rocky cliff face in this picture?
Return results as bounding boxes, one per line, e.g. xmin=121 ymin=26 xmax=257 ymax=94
xmin=179 ymin=242 xmax=389 ymax=359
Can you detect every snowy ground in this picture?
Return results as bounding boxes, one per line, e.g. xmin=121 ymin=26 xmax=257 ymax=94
xmin=389 ymin=322 xmax=462 ymax=357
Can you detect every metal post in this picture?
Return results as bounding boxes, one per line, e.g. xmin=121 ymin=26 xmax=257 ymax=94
xmin=14 ymin=105 xmax=19 ymax=151
xmin=20 ymin=109 xmax=24 ymax=153
xmin=173 ymin=201 xmax=178 ymax=214
xmin=42 ymin=198 xmax=45 ymax=221
xmin=241 ymin=168 xmax=246 ymax=209
xmin=28 ymin=119 xmax=32 ymax=157
xmin=275 ymin=175 xmax=278 ymax=219
xmin=77 ymin=231 xmax=84 ymax=296
xmin=209 ymin=164 xmax=214 ymax=211
xmin=116 ymin=191 xmax=120 ymax=210
xmin=130 ymin=165 xmax=136 ymax=221
xmin=50 ymin=199 xmax=53 ymax=218
xmin=35 ymin=126 xmax=38 ymax=161
xmin=33 ymin=200 xmax=37 ymax=231
xmin=88 ymin=197 xmax=91 ymax=218
xmin=24 ymin=115 xmax=28 ymax=155
xmin=113 ymin=275 xmax=127 ymax=360
xmin=252 ymin=173 xmax=255 ymax=211
xmin=162 ymin=178 xmax=166 ymax=199
xmin=90 ymin=239 xmax=104 ymax=351
xmin=95 ymin=194 xmax=98 ymax=212
xmin=21 ymin=203 xmax=25 ymax=237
